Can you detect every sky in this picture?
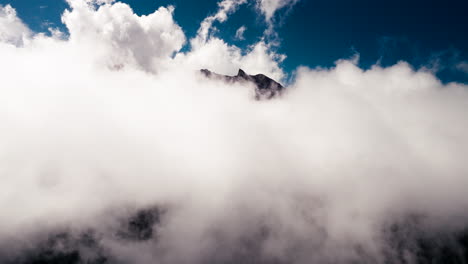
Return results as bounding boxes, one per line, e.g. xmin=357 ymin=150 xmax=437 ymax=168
xmin=2 ymin=0 xmax=468 ymax=83
xmin=1 ymin=1 xmax=468 ymax=263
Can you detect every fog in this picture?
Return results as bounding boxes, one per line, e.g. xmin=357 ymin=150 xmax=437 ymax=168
xmin=0 ymin=1 xmax=467 ymax=263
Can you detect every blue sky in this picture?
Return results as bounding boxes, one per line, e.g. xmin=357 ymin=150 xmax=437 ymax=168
xmin=2 ymin=0 xmax=468 ymax=83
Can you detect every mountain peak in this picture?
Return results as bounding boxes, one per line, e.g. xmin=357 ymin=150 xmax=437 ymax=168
xmin=200 ymin=69 xmax=284 ymax=99
xmin=237 ymin=69 xmax=247 ymax=77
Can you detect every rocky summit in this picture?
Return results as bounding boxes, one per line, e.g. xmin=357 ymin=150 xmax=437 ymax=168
xmin=200 ymin=69 xmax=284 ymax=99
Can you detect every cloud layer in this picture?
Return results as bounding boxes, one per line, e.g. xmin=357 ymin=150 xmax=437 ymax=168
xmin=0 ymin=1 xmax=468 ymax=264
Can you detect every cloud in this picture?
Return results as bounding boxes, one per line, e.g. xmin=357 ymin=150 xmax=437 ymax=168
xmin=83 ymin=0 xmax=116 ymax=5
xmin=0 ymin=4 xmax=32 ymax=46
xmin=193 ymin=0 xmax=247 ymax=47
xmin=62 ymin=0 xmax=185 ymax=72
xmin=176 ymin=0 xmax=285 ymax=80
xmin=174 ymin=39 xmax=285 ymax=81
xmin=235 ymin=25 xmax=246 ymax=40
xmin=256 ymin=0 xmax=300 ymax=22
xmin=255 ymin=0 xmax=300 ymax=40
xmin=1 ymin=1 xmax=468 ymax=264
xmin=457 ymin=61 xmax=468 ymax=74
xmin=55 ymin=0 xmax=284 ymax=79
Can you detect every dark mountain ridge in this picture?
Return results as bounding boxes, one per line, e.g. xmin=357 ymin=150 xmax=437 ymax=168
xmin=200 ymin=69 xmax=284 ymax=99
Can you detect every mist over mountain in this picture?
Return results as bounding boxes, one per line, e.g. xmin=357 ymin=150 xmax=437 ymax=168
xmin=1 ymin=0 xmax=468 ymax=264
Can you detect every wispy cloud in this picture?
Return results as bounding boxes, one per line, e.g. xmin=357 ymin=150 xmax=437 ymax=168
xmin=193 ymin=0 xmax=247 ymax=46
xmin=256 ymin=0 xmax=300 ymax=22
xmin=234 ymin=25 xmax=246 ymax=40
xmin=457 ymin=61 xmax=468 ymax=74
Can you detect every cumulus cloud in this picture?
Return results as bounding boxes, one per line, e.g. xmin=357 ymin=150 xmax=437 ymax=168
xmin=235 ymin=25 xmax=247 ymax=40
xmin=62 ymin=0 xmax=185 ymax=72
xmin=54 ymin=0 xmax=284 ymax=79
xmin=0 ymin=1 xmax=468 ymax=264
xmin=0 ymin=4 xmax=32 ymax=46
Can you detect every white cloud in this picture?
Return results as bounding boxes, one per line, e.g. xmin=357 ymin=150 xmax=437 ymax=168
xmin=235 ymin=25 xmax=246 ymax=40
xmin=81 ymin=0 xmax=116 ymax=5
xmin=176 ymin=0 xmax=285 ymax=80
xmin=257 ymin=0 xmax=300 ymax=22
xmin=0 ymin=1 xmax=468 ymax=263
xmin=193 ymin=0 xmax=247 ymax=47
xmin=0 ymin=4 xmax=32 ymax=46
xmin=60 ymin=0 xmax=284 ymax=78
xmin=173 ymin=38 xmax=285 ymax=81
xmin=255 ymin=0 xmax=300 ymax=39
xmin=62 ymin=0 xmax=186 ymax=72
